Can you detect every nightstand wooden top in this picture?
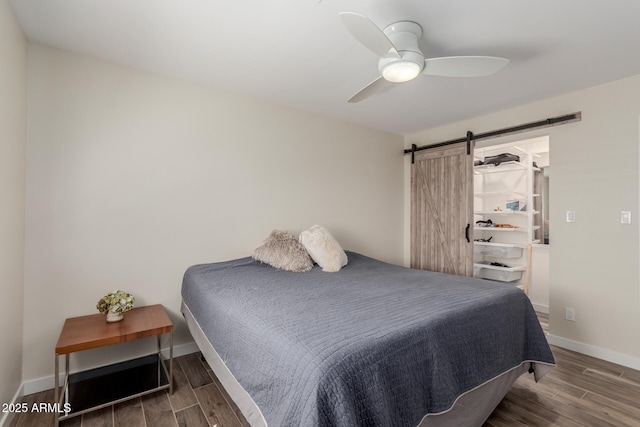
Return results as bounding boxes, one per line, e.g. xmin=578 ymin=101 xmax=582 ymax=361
xmin=55 ymin=304 xmax=173 ymax=354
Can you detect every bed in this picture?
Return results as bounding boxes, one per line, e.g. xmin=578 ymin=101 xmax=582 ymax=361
xmin=181 ymin=251 xmax=554 ymax=427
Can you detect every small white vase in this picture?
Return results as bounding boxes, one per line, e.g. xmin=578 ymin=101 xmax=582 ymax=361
xmin=106 ymin=312 xmax=124 ymax=323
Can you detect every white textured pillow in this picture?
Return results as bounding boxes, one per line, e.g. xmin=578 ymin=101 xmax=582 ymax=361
xmin=253 ymin=230 xmax=313 ymax=272
xmin=299 ymin=225 xmax=348 ymax=272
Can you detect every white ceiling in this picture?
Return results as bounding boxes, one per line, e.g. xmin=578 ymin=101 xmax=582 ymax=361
xmin=10 ymin=0 xmax=640 ymax=135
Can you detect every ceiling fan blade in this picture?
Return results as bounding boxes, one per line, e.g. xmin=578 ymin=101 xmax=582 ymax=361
xmin=423 ymin=56 xmax=509 ymax=77
xmin=348 ymin=76 xmax=396 ymax=103
xmin=339 ymin=12 xmax=400 ymax=58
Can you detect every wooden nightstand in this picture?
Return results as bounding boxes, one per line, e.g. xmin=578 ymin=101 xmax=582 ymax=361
xmin=54 ymin=304 xmax=173 ymax=425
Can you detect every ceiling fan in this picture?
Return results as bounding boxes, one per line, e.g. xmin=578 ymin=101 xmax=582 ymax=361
xmin=339 ymin=12 xmax=510 ymax=103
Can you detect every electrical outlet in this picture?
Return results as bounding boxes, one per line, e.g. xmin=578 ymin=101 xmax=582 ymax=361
xmin=565 ymin=307 xmax=576 ymax=322
xmin=566 ymin=211 xmax=576 ymax=223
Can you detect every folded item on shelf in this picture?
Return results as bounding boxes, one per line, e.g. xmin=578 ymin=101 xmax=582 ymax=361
xmin=483 ymin=153 xmax=520 ymax=166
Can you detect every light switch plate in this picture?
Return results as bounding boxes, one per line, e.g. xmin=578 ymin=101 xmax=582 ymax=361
xmin=621 ymin=211 xmax=632 ymax=224
xmin=566 ymin=210 xmax=576 ymax=223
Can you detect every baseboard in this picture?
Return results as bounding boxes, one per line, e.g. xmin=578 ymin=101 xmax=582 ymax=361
xmin=547 ymin=334 xmax=640 ymax=371
xmin=0 ymin=383 xmax=24 ymax=427
xmin=21 ymin=341 xmax=199 ymax=396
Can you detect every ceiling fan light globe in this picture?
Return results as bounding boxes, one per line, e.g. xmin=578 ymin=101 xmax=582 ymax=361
xmin=382 ymin=61 xmax=421 ymax=82
xmin=378 ymin=50 xmax=424 ymax=83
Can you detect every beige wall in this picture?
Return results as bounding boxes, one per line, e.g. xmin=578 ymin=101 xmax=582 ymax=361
xmin=0 ymin=0 xmax=26 ymax=416
xmin=23 ymin=44 xmax=404 ymax=384
xmin=404 ymin=75 xmax=640 ymax=368
xmin=529 ymin=245 xmax=550 ymax=312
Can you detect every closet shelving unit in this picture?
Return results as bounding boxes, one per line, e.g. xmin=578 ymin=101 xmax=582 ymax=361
xmin=473 ymin=146 xmax=539 ymax=288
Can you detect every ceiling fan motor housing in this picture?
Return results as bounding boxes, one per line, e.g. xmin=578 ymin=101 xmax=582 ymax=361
xmin=378 ymin=21 xmax=425 ymax=82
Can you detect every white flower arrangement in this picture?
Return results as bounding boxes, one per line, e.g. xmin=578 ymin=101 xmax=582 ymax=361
xmin=96 ymin=290 xmax=135 ymax=315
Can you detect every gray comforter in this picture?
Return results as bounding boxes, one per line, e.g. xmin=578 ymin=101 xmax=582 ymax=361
xmin=181 ymin=252 xmax=554 ymax=427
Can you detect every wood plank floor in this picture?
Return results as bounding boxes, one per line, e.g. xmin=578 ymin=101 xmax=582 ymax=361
xmin=10 ymin=312 xmax=640 ymax=427
xmin=484 ymin=313 xmax=640 ymax=427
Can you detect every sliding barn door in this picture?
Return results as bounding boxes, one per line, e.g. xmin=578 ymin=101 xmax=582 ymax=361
xmin=411 ymin=143 xmax=474 ymax=276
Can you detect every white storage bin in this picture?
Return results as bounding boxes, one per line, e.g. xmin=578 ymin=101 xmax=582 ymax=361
xmin=475 ymin=267 xmax=523 ymax=282
xmin=474 ymin=243 xmax=523 ymax=259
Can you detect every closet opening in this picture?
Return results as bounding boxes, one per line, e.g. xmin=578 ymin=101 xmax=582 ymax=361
xmin=473 ymin=136 xmax=549 ymax=309
xmin=474 ymin=135 xmax=550 ymax=242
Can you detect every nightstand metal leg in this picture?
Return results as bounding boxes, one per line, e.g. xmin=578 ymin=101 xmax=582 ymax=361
xmin=54 ymin=353 xmax=70 ymax=426
xmin=54 ymin=353 xmax=59 ymax=426
xmin=169 ymin=330 xmax=173 ymax=394
xmin=157 ymin=335 xmax=161 ymax=386
xmin=64 ymin=355 xmax=69 ymax=407
xmin=54 ymin=354 xmax=58 ymax=403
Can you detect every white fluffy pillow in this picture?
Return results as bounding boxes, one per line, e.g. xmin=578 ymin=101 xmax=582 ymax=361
xmin=253 ymin=230 xmax=313 ymax=272
xmin=299 ymin=225 xmax=348 ymax=272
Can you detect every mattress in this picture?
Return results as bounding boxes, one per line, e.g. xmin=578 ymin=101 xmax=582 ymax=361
xmin=181 ymin=251 xmax=554 ymax=426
